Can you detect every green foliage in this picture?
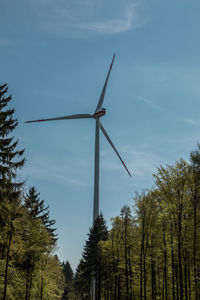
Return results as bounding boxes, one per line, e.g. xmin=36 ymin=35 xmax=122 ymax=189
xmin=72 ymin=147 xmax=200 ymax=300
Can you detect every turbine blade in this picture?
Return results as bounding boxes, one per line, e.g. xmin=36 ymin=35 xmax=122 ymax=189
xmin=100 ymin=122 xmax=131 ymax=177
xmin=95 ymin=53 xmax=116 ymax=113
xmin=25 ymin=113 xmax=93 ymax=123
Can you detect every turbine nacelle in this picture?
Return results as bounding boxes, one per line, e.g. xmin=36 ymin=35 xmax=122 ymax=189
xmin=93 ymin=108 xmax=106 ymax=118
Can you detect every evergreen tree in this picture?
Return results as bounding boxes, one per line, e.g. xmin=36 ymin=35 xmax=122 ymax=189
xmin=74 ymin=258 xmax=89 ymax=299
xmin=0 ymin=83 xmax=25 ymax=199
xmin=62 ymin=260 xmax=74 ymax=300
xmin=75 ymin=213 xmax=108 ymax=300
xmin=0 ymin=83 xmax=25 ymax=300
xmin=23 ymin=187 xmax=57 ymax=299
xmin=24 ymin=186 xmax=57 ymax=241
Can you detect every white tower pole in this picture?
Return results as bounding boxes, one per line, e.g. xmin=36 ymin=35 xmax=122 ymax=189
xmin=91 ymin=117 xmax=100 ymax=300
xmin=93 ymin=117 xmax=100 ymax=222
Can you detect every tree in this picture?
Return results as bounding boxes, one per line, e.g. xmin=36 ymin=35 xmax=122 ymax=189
xmin=190 ymin=144 xmax=200 ymax=300
xmin=24 ymin=186 xmax=57 ymax=242
xmin=75 ymin=213 xmax=108 ymax=300
xmin=154 ymin=159 xmax=191 ymax=299
xmin=0 ymin=83 xmax=25 ymax=300
xmin=0 ymin=83 xmax=25 ymax=199
xmin=120 ymin=205 xmax=134 ymax=300
xmin=23 ymin=187 xmax=57 ymax=299
xmin=74 ymin=258 xmax=90 ymax=299
xmin=62 ymin=260 xmax=74 ymax=300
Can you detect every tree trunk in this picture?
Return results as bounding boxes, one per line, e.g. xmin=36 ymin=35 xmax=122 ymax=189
xmin=151 ymin=248 xmax=156 ymax=300
xmin=175 ymin=262 xmax=179 ymax=300
xmin=40 ymin=276 xmax=44 ymax=300
xmin=188 ymin=258 xmax=191 ymax=300
xmin=114 ymin=270 xmax=117 ymax=300
xmin=28 ymin=272 xmax=33 ymax=300
xmin=128 ymin=250 xmax=135 ymax=300
xmin=163 ymin=228 xmax=168 ymax=300
xmin=117 ymin=274 xmax=121 ymax=300
xmin=124 ymin=218 xmax=129 ymax=300
xmin=3 ymin=226 xmax=13 ymax=300
xmin=157 ymin=263 xmax=162 ymax=299
xmin=178 ymin=212 xmax=183 ymax=299
xmin=25 ymin=269 xmax=30 ymax=300
xmin=184 ymin=250 xmax=188 ymax=300
xmin=140 ymin=243 xmax=143 ymax=300
xmin=171 ymin=223 xmax=175 ymax=300
xmin=193 ymin=193 xmax=198 ymax=300
xmin=144 ymin=253 xmax=147 ymax=300
xmin=140 ymin=221 xmax=144 ymax=300
xmin=97 ymin=263 xmax=102 ymax=300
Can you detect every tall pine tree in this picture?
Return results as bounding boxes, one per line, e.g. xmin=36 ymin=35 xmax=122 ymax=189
xmin=75 ymin=213 xmax=108 ymax=300
xmin=24 ymin=186 xmax=57 ymax=240
xmin=23 ymin=187 xmax=57 ymax=300
xmin=0 ymin=83 xmax=25 ymax=199
xmin=62 ymin=260 xmax=74 ymax=300
xmin=0 ymin=83 xmax=25 ymax=300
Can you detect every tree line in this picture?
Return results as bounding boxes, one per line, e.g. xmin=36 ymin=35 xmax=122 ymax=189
xmin=0 ymin=83 xmax=70 ymax=299
xmin=72 ymin=150 xmax=200 ymax=299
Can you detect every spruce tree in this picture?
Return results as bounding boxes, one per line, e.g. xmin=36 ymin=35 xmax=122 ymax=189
xmin=23 ymin=187 xmax=57 ymax=299
xmin=0 ymin=83 xmax=25 ymax=300
xmin=74 ymin=258 xmax=90 ymax=298
xmin=24 ymin=186 xmax=57 ymax=241
xmin=63 ymin=260 xmax=74 ymax=283
xmin=62 ymin=261 xmax=74 ymax=300
xmin=76 ymin=213 xmax=108 ymax=300
xmin=0 ymin=83 xmax=25 ymax=199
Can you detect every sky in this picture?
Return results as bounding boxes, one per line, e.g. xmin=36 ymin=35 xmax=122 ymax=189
xmin=1 ymin=0 xmax=200 ymax=270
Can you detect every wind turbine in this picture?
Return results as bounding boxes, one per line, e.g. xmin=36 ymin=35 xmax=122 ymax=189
xmin=25 ymin=54 xmax=131 ymax=223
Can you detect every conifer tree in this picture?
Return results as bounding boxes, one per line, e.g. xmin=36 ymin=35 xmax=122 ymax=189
xmin=75 ymin=213 xmax=108 ymax=300
xmin=0 ymin=83 xmax=25 ymax=300
xmin=23 ymin=187 xmax=57 ymax=299
xmin=0 ymin=83 xmax=25 ymax=200
xmin=62 ymin=261 xmax=74 ymax=300
xmin=24 ymin=186 xmax=57 ymax=241
xmin=74 ymin=258 xmax=89 ymax=298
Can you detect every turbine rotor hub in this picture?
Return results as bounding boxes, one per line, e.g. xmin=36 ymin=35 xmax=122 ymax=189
xmin=93 ymin=108 xmax=106 ymax=118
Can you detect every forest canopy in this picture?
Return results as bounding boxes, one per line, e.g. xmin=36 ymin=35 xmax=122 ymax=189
xmin=74 ymin=151 xmax=200 ymax=299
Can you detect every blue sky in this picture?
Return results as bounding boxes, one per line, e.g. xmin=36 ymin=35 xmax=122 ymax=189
xmin=1 ymin=0 xmax=200 ymax=270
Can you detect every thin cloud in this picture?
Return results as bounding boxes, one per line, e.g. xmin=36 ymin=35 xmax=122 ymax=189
xmin=55 ymin=174 xmax=85 ymax=186
xmin=120 ymin=145 xmax=163 ymax=178
xmin=183 ymin=118 xmax=200 ymax=127
xmin=77 ymin=5 xmax=145 ymax=34
xmin=101 ymin=144 xmax=163 ymax=179
xmin=29 ymin=0 xmax=147 ymax=36
xmin=135 ymin=95 xmax=162 ymax=111
xmin=23 ymin=155 xmax=86 ymax=187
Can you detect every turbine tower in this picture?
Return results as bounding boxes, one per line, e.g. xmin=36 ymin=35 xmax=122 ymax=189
xmin=25 ymin=54 xmax=131 ymax=223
